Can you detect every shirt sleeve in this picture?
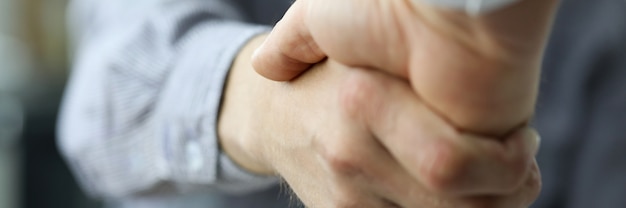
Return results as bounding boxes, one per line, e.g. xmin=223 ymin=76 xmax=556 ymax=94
xmin=57 ymin=0 xmax=279 ymax=199
xmin=418 ymin=0 xmax=522 ymax=14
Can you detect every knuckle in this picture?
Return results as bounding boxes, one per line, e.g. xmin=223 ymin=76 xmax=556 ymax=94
xmin=321 ymin=144 xmax=362 ymax=176
xmin=498 ymin=150 xmax=532 ymax=190
xmin=496 ymin=129 xmax=538 ymax=189
xmin=418 ymin=140 xmax=469 ymax=193
xmin=338 ymin=71 xmax=382 ymax=119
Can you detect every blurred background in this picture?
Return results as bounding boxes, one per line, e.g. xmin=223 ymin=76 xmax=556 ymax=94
xmin=0 ymin=0 xmax=100 ymax=207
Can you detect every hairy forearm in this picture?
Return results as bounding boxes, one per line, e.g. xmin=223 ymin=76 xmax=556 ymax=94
xmin=406 ymin=0 xmax=560 ymax=136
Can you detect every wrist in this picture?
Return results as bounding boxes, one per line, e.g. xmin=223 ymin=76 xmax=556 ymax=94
xmin=406 ymin=0 xmax=559 ymax=64
xmin=416 ymin=0 xmax=522 ymax=15
xmin=401 ymin=0 xmax=559 ymax=136
xmin=218 ymin=34 xmax=276 ymax=175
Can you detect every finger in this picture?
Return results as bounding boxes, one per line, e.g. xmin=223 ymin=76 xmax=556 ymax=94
xmin=335 ymin=67 xmax=444 ymax=205
xmin=495 ymin=159 xmax=542 ymax=207
xmin=338 ymin=67 xmax=538 ymax=195
xmin=453 ymin=159 xmax=542 ymax=208
xmin=252 ymin=0 xmax=326 ymax=81
xmin=338 ymin=67 xmax=461 ymax=194
xmin=351 ymin=134 xmax=451 ymax=208
xmin=313 ymin=120 xmax=407 ymax=208
xmin=383 ymin=96 xmax=538 ymax=196
xmin=443 ymin=128 xmax=539 ymax=195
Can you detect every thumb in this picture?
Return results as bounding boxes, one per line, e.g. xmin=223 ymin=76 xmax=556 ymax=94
xmin=252 ymin=0 xmax=326 ymax=81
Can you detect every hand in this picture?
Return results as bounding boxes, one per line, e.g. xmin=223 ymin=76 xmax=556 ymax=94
xmin=252 ymin=0 xmax=560 ymax=136
xmin=219 ymin=35 xmax=541 ymax=207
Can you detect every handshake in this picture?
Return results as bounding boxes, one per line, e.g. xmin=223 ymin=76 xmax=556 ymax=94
xmin=220 ymin=0 xmax=560 ymax=207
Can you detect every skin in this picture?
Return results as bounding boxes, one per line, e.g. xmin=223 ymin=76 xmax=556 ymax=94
xmin=218 ymin=35 xmax=542 ymax=207
xmin=252 ymin=0 xmax=560 ymax=136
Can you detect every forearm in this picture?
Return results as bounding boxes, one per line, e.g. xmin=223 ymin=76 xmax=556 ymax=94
xmin=218 ymin=34 xmax=276 ymax=176
xmin=60 ymin=0 xmax=272 ymax=198
xmin=407 ymin=0 xmax=560 ymax=136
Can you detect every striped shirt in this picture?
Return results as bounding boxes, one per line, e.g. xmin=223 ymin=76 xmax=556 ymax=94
xmin=58 ymin=0 xmax=295 ymax=207
xmin=58 ymin=0 xmax=626 ymax=207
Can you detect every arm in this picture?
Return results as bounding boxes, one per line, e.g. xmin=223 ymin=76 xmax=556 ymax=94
xmin=407 ymin=0 xmax=561 ymax=136
xmin=58 ymin=0 xmax=275 ymax=199
xmin=219 ymin=35 xmax=542 ymax=207
xmin=252 ymin=0 xmax=560 ymax=136
xmin=59 ymin=0 xmax=540 ymax=205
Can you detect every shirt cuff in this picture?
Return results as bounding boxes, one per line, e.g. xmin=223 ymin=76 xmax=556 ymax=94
xmin=159 ymin=20 xmax=278 ymax=193
xmin=216 ymin=153 xmax=279 ymax=194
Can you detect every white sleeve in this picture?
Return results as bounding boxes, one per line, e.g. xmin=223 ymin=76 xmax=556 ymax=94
xmin=418 ymin=0 xmax=522 ymax=14
xmin=58 ymin=0 xmax=279 ymax=199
